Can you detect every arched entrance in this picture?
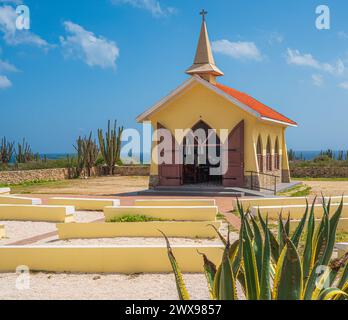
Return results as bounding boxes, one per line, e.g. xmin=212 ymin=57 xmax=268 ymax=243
xmin=182 ymin=120 xmax=222 ymax=185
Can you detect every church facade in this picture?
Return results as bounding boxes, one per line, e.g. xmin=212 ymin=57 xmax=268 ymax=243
xmin=137 ymin=12 xmax=297 ymax=190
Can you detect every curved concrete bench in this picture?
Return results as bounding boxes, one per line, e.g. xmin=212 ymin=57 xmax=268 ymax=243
xmin=47 ymin=197 xmax=120 ymax=211
xmin=236 ymin=197 xmax=312 ymax=210
xmin=0 ymin=225 xmax=5 ymax=239
xmin=0 ymin=195 xmax=42 ymax=205
xmin=290 ymin=218 xmax=348 ymax=233
xmin=57 ymin=221 xmax=222 ymax=239
xmin=135 ymin=199 xmax=216 ymax=207
xmin=251 ymin=203 xmax=348 ymax=220
xmin=0 ymin=245 xmax=224 ymax=273
xmin=0 ymin=188 xmax=10 ymax=195
xmin=0 ymin=204 xmax=75 ymax=222
xmin=104 ymin=206 xmax=218 ymax=222
xmin=322 ymin=196 xmax=348 ymax=204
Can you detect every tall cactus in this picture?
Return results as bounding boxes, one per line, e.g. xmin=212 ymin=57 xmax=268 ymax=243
xmin=15 ymin=138 xmax=34 ymax=163
xmin=0 ymin=137 xmax=14 ymax=166
xmin=83 ymin=132 xmax=99 ymax=177
xmin=98 ymin=120 xmax=123 ymax=175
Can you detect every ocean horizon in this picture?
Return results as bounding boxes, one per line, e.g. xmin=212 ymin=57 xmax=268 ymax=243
xmin=28 ymin=150 xmax=347 ymax=163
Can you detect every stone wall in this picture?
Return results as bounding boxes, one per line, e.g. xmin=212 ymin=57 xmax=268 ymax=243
xmin=0 ymin=166 xmax=151 ymax=185
xmin=0 ymin=168 xmax=70 ymax=185
xmin=290 ymin=166 xmax=348 ymax=178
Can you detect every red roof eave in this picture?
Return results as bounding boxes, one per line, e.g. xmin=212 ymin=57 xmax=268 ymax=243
xmin=215 ymin=83 xmax=297 ymax=126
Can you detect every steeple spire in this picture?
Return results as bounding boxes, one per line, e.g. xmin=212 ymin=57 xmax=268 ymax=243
xmin=186 ymin=10 xmax=223 ymax=83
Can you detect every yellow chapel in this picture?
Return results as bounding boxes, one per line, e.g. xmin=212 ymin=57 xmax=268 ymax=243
xmin=137 ymin=11 xmax=297 ymax=192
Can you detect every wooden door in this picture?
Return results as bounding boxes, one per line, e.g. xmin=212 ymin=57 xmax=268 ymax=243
xmin=223 ymin=120 xmax=244 ymax=187
xmin=157 ymin=123 xmax=182 ymax=186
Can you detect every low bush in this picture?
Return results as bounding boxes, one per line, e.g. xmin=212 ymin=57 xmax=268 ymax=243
xmin=107 ymin=214 xmax=160 ymax=223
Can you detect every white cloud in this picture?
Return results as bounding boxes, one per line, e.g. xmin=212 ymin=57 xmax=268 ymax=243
xmin=0 ymin=4 xmax=49 ymax=47
xmin=286 ymin=48 xmax=345 ymax=76
xmin=111 ymin=0 xmax=176 ymax=17
xmin=339 ymin=82 xmax=348 ymax=90
xmin=311 ymin=74 xmax=324 ymax=87
xmin=60 ymin=21 xmax=120 ymax=69
xmin=0 ymin=74 xmax=11 ymax=89
xmin=212 ymin=39 xmax=262 ymax=61
xmin=0 ymin=58 xmax=18 ymax=72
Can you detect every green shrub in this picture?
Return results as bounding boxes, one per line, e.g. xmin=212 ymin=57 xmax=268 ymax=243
xmin=107 ymin=214 xmax=160 ymax=223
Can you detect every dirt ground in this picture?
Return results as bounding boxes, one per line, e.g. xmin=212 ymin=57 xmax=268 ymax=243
xmin=302 ymin=180 xmax=348 ymax=197
xmin=9 ymin=176 xmax=348 ymax=198
xmin=11 ymin=176 xmax=149 ymax=196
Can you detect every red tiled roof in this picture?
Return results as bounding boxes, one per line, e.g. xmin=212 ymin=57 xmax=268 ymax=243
xmin=215 ymin=83 xmax=297 ymax=126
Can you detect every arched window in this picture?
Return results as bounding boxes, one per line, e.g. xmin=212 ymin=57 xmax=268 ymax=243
xmin=266 ymin=136 xmax=272 ymax=171
xmin=256 ymin=136 xmax=263 ymax=173
xmin=274 ymin=137 xmax=280 ymax=170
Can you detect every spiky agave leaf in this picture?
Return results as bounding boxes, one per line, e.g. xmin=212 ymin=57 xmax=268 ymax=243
xmin=317 ymin=287 xmax=348 ymax=300
xmin=278 ymin=212 xmax=287 ymax=255
xmin=302 ymin=199 xmax=316 ymax=282
xmin=338 ymin=253 xmax=348 ymax=290
xmin=311 ymin=211 xmax=329 ymax=269
xmin=260 ymin=218 xmax=271 ymax=300
xmin=311 ymin=253 xmax=348 ymax=300
xmin=159 ymin=230 xmax=190 ymax=300
xmin=273 ymin=238 xmax=303 ymax=300
xmin=241 ymin=218 xmax=260 ymax=300
xmin=258 ymin=209 xmax=280 ymax=262
xmin=285 ymin=213 xmax=291 ymax=237
xmin=208 ymin=223 xmax=227 ymax=246
xmin=291 ymin=199 xmax=309 ymax=248
xmin=321 ymin=198 xmax=343 ymax=266
xmin=250 ymin=215 xmax=263 ymax=282
xmin=198 ymin=251 xmax=217 ymax=299
xmin=213 ymin=240 xmax=238 ymax=300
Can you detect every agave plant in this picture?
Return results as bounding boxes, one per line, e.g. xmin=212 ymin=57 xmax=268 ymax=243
xmin=163 ymin=198 xmax=348 ymax=300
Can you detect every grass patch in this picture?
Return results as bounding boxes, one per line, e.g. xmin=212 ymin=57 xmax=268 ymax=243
xmin=0 ymin=179 xmax=70 ymax=194
xmin=216 ymin=212 xmax=226 ymax=220
xmin=278 ymin=184 xmax=311 ymax=197
xmin=336 ymin=232 xmax=348 ymax=243
xmin=107 ymin=214 xmax=161 ymax=223
xmin=293 ymin=177 xmax=348 ymax=181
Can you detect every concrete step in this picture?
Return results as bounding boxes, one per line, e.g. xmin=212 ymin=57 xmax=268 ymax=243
xmin=137 ymin=189 xmax=244 ymax=197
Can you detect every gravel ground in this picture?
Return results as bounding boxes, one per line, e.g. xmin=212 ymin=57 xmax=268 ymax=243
xmin=0 ymin=272 xmax=211 ymax=300
xmin=0 ymin=211 xmax=104 ymax=245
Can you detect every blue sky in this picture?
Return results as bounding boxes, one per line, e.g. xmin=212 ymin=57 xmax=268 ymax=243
xmin=0 ymin=0 xmax=348 ymax=153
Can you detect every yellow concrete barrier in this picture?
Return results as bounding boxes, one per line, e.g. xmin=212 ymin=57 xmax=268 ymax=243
xmin=57 ymin=221 xmax=222 ymax=239
xmin=290 ymin=218 xmax=348 ymax=233
xmin=0 ymin=225 xmax=5 ymax=239
xmin=0 ymin=205 xmax=75 ymax=222
xmin=336 ymin=243 xmax=347 ymax=258
xmin=0 ymin=245 xmax=224 ymax=273
xmin=135 ymin=199 xmax=216 ymax=207
xmin=104 ymin=206 xmax=218 ymax=221
xmin=47 ymin=197 xmax=120 ymax=211
xmin=323 ymin=196 xmax=348 ymax=204
xmin=236 ymin=197 xmax=311 ymax=210
xmin=0 ymin=188 xmax=10 ymax=195
xmin=252 ymin=203 xmax=348 ymax=220
xmin=0 ymin=195 xmax=42 ymax=205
